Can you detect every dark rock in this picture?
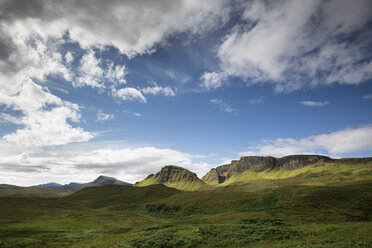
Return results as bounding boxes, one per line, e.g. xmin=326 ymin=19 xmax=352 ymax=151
xmin=202 ymin=154 xmax=333 ymax=185
xmin=149 ymin=165 xmax=202 ymax=184
xmin=277 ymin=155 xmax=331 ymax=170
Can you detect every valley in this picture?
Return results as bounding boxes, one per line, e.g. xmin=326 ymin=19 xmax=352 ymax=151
xmin=0 ymin=155 xmax=371 ymax=247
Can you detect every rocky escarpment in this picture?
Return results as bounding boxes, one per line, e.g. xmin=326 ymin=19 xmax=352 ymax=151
xmin=136 ymin=165 xmax=207 ymax=190
xmin=140 ymin=165 xmax=202 ymax=184
xmin=202 ymin=155 xmax=332 ymax=185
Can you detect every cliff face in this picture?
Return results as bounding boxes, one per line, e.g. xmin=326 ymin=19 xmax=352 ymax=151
xmin=202 ymin=155 xmax=331 ymax=185
xmin=277 ymin=155 xmax=331 ymax=170
xmin=154 ymin=165 xmax=201 ymax=183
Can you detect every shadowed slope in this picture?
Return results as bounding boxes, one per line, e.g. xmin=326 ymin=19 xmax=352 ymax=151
xmin=136 ymin=165 xmax=209 ymax=191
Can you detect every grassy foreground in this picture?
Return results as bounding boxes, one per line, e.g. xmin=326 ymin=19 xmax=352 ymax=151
xmin=0 ymin=179 xmax=371 ymax=248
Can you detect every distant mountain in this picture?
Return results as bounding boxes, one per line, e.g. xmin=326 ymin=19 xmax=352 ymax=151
xmin=90 ymin=175 xmax=132 ymax=186
xmin=33 ymin=175 xmax=132 ymax=189
xmin=202 ymin=155 xmax=372 ymax=186
xmin=136 ymin=165 xmax=208 ymax=191
xmin=35 ymin=182 xmax=63 ymax=188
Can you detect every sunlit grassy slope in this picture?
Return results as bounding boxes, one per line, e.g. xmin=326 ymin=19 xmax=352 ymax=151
xmin=136 ymin=177 xmax=210 ymax=191
xmin=1 ymin=160 xmax=372 ymax=247
xmin=0 ymin=181 xmax=371 ymax=247
xmin=217 ymin=160 xmax=372 ymax=188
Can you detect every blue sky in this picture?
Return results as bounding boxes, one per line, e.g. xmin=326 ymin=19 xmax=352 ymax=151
xmin=0 ymin=0 xmax=372 ymax=185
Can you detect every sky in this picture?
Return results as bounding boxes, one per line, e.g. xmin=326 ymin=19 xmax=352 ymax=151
xmin=0 ymin=0 xmax=372 ymax=186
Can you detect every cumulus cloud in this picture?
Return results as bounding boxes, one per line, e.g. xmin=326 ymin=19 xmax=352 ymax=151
xmin=74 ymin=50 xmax=127 ymax=90
xmin=75 ymin=50 xmax=104 ymax=88
xmin=65 ymin=52 xmax=74 ymax=65
xmin=210 ymin=99 xmax=236 ymax=114
xmin=200 ymin=72 xmax=227 ymax=90
xmin=0 ymin=41 xmax=93 ymax=148
xmin=115 ymin=87 xmax=147 ymax=103
xmin=240 ymin=126 xmax=372 ymax=157
xmin=301 ymin=101 xmax=329 ymax=107
xmin=214 ymin=0 xmax=372 ymax=92
xmin=96 ymin=110 xmax=114 ymax=121
xmin=0 ymin=16 xmax=94 ymax=150
xmin=0 ymin=144 xmax=212 ymax=186
xmin=142 ymin=82 xmax=175 ymax=96
xmin=0 ymin=0 xmax=228 ymax=58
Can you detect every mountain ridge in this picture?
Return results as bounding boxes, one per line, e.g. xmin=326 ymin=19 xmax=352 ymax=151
xmin=202 ymin=155 xmax=372 ymax=185
xmin=135 ymin=165 xmax=208 ymax=191
xmin=33 ymin=175 xmax=132 ymax=189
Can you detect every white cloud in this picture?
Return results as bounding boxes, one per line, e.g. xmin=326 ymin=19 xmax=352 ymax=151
xmin=115 ymin=87 xmax=147 ymax=103
xmin=301 ymin=101 xmax=329 ymax=107
xmin=0 ymin=113 xmax=22 ymax=124
xmin=249 ymin=96 xmax=265 ymax=105
xmin=0 ymin=21 xmax=93 ymax=149
xmin=0 ymin=0 xmax=228 ymax=58
xmin=0 ymin=144 xmax=212 ymax=186
xmin=240 ymin=126 xmax=372 ymax=157
xmin=65 ymin=52 xmax=74 ymax=65
xmin=214 ymin=0 xmax=372 ymax=92
xmin=142 ymin=82 xmax=175 ymax=96
xmin=96 ymin=110 xmax=114 ymax=121
xmin=200 ymin=72 xmax=227 ymax=90
xmin=210 ymin=99 xmax=236 ymax=114
xmin=133 ymin=112 xmax=142 ymax=117
xmin=0 ymin=84 xmax=94 ymax=147
xmin=362 ymin=94 xmax=372 ymax=100
xmin=106 ymin=63 xmax=127 ymax=86
xmin=75 ymin=50 xmax=104 ymax=88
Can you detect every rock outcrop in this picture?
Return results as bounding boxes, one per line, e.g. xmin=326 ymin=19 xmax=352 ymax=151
xmin=202 ymin=155 xmax=332 ymax=185
xmin=136 ymin=165 xmax=207 ymax=190
xmin=140 ymin=165 xmax=202 ymax=184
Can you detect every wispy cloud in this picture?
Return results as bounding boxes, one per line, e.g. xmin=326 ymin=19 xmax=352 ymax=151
xmin=210 ymin=99 xmax=236 ymax=114
xmin=362 ymin=94 xmax=372 ymax=99
xmin=239 ymin=126 xmax=372 ymax=157
xmin=96 ymin=110 xmax=114 ymax=121
xmin=249 ymin=96 xmax=265 ymax=105
xmin=301 ymin=101 xmax=329 ymax=107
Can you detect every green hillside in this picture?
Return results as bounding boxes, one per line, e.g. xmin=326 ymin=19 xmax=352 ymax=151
xmin=136 ymin=165 xmax=210 ymax=191
xmin=202 ymin=156 xmax=372 ymax=190
xmin=0 ymin=180 xmax=371 ymax=247
xmin=218 ymin=160 xmax=372 ymax=188
xmin=0 ymin=184 xmax=75 ymax=197
xmin=1 ymin=157 xmax=372 ymax=247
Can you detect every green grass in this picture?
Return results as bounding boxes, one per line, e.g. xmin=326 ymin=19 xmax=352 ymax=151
xmin=135 ymin=178 xmax=210 ymax=191
xmin=215 ymin=161 xmax=372 ymax=189
xmin=1 ymin=163 xmax=372 ymax=247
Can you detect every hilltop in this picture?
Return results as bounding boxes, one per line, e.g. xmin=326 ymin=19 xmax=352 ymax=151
xmin=34 ymin=175 xmax=132 ymax=189
xmin=0 ymin=175 xmax=132 ymax=197
xmin=202 ymin=155 xmax=372 ymax=187
xmin=136 ymin=165 xmax=209 ymax=191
